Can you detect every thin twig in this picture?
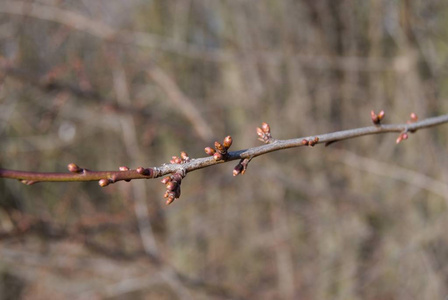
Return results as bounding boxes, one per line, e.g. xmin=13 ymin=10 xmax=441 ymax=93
xmin=1 ymin=114 xmax=447 ymax=185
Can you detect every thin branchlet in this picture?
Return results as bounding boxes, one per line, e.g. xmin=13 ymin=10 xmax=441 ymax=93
xmin=1 ymin=113 xmax=447 ymax=204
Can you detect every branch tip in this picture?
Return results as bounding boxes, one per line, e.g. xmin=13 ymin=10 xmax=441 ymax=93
xmin=396 ymin=132 xmax=409 ymax=144
xmin=371 ymin=110 xmax=385 ymax=125
xmin=257 ymin=122 xmax=273 ymax=143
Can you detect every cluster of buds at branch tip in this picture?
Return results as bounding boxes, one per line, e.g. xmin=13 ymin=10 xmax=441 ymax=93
xmin=161 ymin=172 xmax=183 ymax=205
xmin=233 ymin=158 xmax=251 ymax=176
xmin=371 ymin=110 xmax=385 ymax=125
xmin=301 ymin=137 xmax=319 ymax=147
xmin=257 ymin=122 xmax=273 ymax=143
xmin=67 ymin=163 xmax=83 ymax=173
xmin=396 ymin=132 xmax=409 ymax=144
xmin=205 ymin=136 xmax=233 ymax=161
xmin=170 ymin=151 xmax=191 ymax=164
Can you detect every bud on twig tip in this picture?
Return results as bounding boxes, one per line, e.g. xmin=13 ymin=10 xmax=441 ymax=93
xmin=180 ymin=151 xmax=190 ymax=162
xmin=233 ymin=164 xmax=243 ymax=176
xmin=261 ymin=122 xmax=270 ymax=133
xmin=223 ymin=136 xmax=233 ymax=149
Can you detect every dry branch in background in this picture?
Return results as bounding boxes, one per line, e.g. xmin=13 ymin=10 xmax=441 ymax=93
xmin=1 ymin=112 xmax=447 ymax=205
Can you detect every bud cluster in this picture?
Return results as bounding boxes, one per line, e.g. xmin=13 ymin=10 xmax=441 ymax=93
xmin=371 ymin=110 xmax=385 ymax=125
xmin=161 ymin=173 xmax=183 ymax=205
xmin=204 ymin=136 xmax=233 ymax=161
xmin=301 ymin=137 xmax=319 ymax=147
xmin=256 ymin=122 xmax=273 ymax=143
xmin=170 ymin=151 xmax=191 ymax=164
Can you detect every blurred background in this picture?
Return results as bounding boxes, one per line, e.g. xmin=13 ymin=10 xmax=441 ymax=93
xmin=1 ymin=0 xmax=448 ymax=299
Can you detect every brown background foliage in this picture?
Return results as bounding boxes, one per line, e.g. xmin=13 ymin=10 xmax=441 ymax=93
xmin=1 ymin=0 xmax=448 ymax=299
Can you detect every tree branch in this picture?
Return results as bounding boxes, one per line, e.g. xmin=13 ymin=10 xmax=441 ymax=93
xmin=1 ymin=113 xmax=448 ymax=204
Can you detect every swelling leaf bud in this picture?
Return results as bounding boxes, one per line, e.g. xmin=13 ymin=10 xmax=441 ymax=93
xmin=67 ymin=163 xmax=82 ymax=173
xmin=261 ymin=122 xmax=271 ymax=133
xmin=204 ymin=147 xmax=215 ymax=156
xmin=99 ymin=179 xmax=110 ymax=187
xmin=166 ymin=181 xmax=178 ymax=191
xmin=223 ymin=136 xmax=233 ymax=149
xmin=214 ymin=141 xmax=225 ymax=152
xmin=213 ymin=152 xmax=223 ymax=161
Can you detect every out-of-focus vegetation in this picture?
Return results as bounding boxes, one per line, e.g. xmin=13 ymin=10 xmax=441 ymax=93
xmin=1 ymin=0 xmax=448 ymax=299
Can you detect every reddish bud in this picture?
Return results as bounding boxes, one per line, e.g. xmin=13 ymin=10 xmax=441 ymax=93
xmin=314 ymin=137 xmax=319 ymax=143
xmin=308 ymin=140 xmax=316 ymax=147
xmin=371 ymin=110 xmax=380 ymax=125
xmin=166 ymin=196 xmax=175 ymax=205
xmin=256 ymin=127 xmax=264 ymax=138
xmin=233 ymin=163 xmax=243 ymax=176
xmin=204 ymin=147 xmax=215 ymax=156
xmin=136 ymin=167 xmax=150 ymax=175
xmin=67 ymin=163 xmax=82 ymax=173
xmin=301 ymin=139 xmax=309 ymax=146
xmin=213 ymin=152 xmax=223 ymax=161
xmin=180 ymin=151 xmax=190 ymax=162
xmin=410 ymin=113 xmax=418 ymax=122
xmin=223 ymin=136 xmax=233 ymax=149
xmin=396 ymin=132 xmax=409 ymax=144
xmin=377 ymin=110 xmax=385 ymax=120
xmin=166 ymin=181 xmax=178 ymax=191
xmin=261 ymin=122 xmax=270 ymax=133
xmin=214 ymin=141 xmax=225 ymax=152
xmin=119 ymin=166 xmax=129 ymax=171
xmin=170 ymin=156 xmax=182 ymax=164
xmin=161 ymin=176 xmax=171 ymax=184
xmin=99 ymin=179 xmax=110 ymax=187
